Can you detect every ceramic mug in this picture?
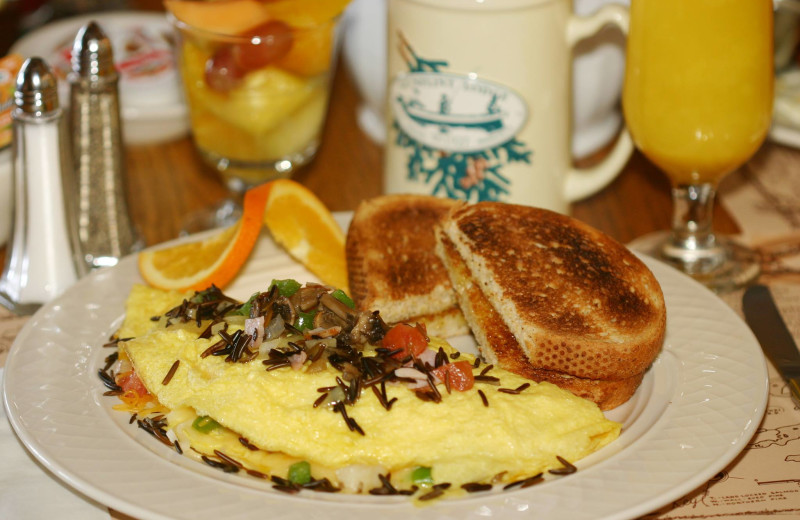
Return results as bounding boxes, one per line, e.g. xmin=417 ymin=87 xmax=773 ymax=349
xmin=342 ymin=0 xmax=628 ymax=159
xmin=384 ymin=0 xmax=632 ymax=213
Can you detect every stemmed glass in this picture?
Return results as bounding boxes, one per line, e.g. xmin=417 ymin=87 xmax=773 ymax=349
xmin=622 ymin=0 xmax=774 ymax=292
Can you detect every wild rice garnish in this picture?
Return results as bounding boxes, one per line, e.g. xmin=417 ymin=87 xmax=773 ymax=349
xmin=418 ymin=483 xmax=451 ymax=501
xmin=474 ymin=375 xmax=500 ymax=385
xmin=472 ymin=357 xmax=481 ymax=369
xmin=137 ymin=417 xmax=173 ymax=448
xmin=102 ymin=336 xmax=132 ymax=348
xmin=498 ymin=382 xmax=531 ymax=395
xmin=334 ymin=402 xmax=365 ymax=435
xmin=239 ymin=437 xmax=260 ymax=451
xmin=479 ymin=364 xmax=494 ymax=376
xmin=272 ymin=484 xmax=300 ymax=494
xmin=97 ymin=370 xmax=121 ymax=392
xmin=369 ymin=473 xmax=398 ymax=495
xmin=302 ymin=477 xmax=340 ymax=493
xmin=102 ymin=351 xmax=118 ymax=371
xmin=371 ymin=385 xmax=391 ymax=410
xmin=434 ymin=347 xmax=448 ymax=368
xmin=503 ymin=472 xmax=543 ymax=490
xmin=461 ymin=482 xmax=493 ymax=493
xmin=548 ymin=456 xmax=577 ymax=475
xmin=201 ymin=455 xmax=239 ymax=473
xmin=162 ymin=359 xmax=180 ymax=385
xmin=270 ymin=475 xmax=300 ymax=494
xmin=313 ymin=392 xmax=329 ymax=408
xmin=418 ymin=489 xmax=444 ymax=501
xmin=246 ymin=469 xmax=269 ymax=479
xmin=478 ymin=389 xmax=489 ymax=407
xmin=449 ymin=351 xmax=460 ymax=359
xmin=174 ymin=440 xmax=182 ymax=454
xmin=214 ymin=450 xmax=243 ymax=468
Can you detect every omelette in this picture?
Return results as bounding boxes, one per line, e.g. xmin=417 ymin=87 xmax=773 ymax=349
xmin=105 ymin=282 xmax=620 ymax=499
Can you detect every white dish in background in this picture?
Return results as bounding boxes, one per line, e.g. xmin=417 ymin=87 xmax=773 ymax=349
xmin=342 ymin=0 xmax=628 ymax=159
xmin=10 ymin=11 xmax=188 ymax=145
xmin=3 ymin=213 xmax=768 ymax=520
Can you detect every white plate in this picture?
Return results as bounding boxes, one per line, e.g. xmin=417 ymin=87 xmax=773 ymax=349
xmin=3 ymin=213 xmax=768 ymax=520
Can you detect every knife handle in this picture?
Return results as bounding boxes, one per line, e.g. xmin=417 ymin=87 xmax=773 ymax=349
xmin=790 ymin=378 xmax=800 ymax=411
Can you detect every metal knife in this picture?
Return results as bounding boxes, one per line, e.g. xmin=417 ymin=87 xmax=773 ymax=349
xmin=743 ymin=284 xmax=800 ymax=410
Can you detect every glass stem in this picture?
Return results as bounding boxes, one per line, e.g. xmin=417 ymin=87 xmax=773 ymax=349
xmin=661 ymin=182 xmax=726 ymax=274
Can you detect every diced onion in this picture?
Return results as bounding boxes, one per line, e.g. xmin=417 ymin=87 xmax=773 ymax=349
xmin=394 ymin=367 xmax=427 ymax=380
xmin=417 ymin=348 xmax=437 ymax=367
xmin=336 ymin=465 xmax=387 ymax=493
xmin=289 ymin=351 xmax=308 ymax=370
xmin=264 ymin=314 xmax=285 ymax=341
xmin=245 ymin=316 xmax=265 ymax=349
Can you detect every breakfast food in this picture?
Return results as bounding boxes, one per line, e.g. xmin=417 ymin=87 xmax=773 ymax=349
xmin=435 ymin=201 xmax=666 ymax=410
xmin=166 ymin=0 xmax=350 ymax=185
xmin=102 ymin=280 xmax=621 ymax=499
xmin=138 ymin=179 xmax=348 ymax=292
xmin=346 ymin=194 xmax=468 ymax=337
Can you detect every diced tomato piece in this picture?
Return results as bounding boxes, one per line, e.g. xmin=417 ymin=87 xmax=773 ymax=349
xmin=382 ymin=323 xmax=429 ymax=359
xmin=431 ymin=360 xmax=475 ymax=391
xmin=116 ymin=370 xmax=150 ymax=397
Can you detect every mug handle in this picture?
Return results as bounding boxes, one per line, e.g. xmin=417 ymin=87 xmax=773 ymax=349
xmin=564 ymin=4 xmax=632 ymax=202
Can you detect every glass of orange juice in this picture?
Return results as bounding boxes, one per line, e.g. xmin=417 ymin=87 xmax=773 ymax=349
xmin=622 ymin=0 xmax=773 ymax=291
xmin=167 ymin=0 xmax=349 ymax=215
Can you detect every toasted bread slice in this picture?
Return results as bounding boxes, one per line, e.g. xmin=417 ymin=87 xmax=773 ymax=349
xmin=436 ymin=232 xmax=645 ymax=409
xmin=438 ymin=201 xmax=666 ymax=383
xmin=346 ymin=194 xmax=468 ymax=337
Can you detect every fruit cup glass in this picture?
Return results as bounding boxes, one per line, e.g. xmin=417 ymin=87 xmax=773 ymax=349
xmin=170 ymin=7 xmax=341 ymax=192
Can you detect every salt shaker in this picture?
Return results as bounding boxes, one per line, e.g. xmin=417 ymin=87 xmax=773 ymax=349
xmin=68 ymin=21 xmax=142 ymax=274
xmin=0 ymin=57 xmax=80 ymax=314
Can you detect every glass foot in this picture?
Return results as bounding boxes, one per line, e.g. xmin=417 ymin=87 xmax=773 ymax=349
xmin=179 ymin=198 xmax=243 ymax=236
xmin=628 ymin=231 xmax=760 ymax=293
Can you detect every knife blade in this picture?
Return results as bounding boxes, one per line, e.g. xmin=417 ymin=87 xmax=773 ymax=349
xmin=742 ymin=284 xmax=800 ymax=410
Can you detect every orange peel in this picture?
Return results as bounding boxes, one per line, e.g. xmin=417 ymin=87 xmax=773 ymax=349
xmin=138 ymin=180 xmax=348 ymax=293
xmin=138 ymin=183 xmax=271 ymax=292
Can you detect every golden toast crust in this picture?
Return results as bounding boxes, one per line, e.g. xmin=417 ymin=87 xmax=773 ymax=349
xmin=346 ymin=195 xmax=465 ymax=332
xmin=439 ymin=201 xmax=666 ymax=383
xmin=437 ymin=232 xmax=645 ymax=410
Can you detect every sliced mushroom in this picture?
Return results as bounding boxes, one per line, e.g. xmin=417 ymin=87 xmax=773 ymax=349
xmin=290 ymin=285 xmax=328 ymax=312
xmin=272 ymin=296 xmax=297 ymax=326
xmin=313 ymin=308 xmax=349 ymax=330
xmin=348 ymin=311 xmax=389 ymax=346
xmin=319 ymin=293 xmax=358 ymax=326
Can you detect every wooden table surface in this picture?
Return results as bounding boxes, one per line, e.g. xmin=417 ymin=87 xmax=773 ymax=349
xmin=123 ymin=52 xmax=740 ymax=250
xmin=0 ymin=1 xmax=742 ymax=263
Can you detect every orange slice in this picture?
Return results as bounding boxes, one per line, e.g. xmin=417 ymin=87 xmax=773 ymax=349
xmin=138 ymin=184 xmax=271 ymax=292
xmin=138 ymin=179 xmax=347 ymax=293
xmin=262 ymin=179 xmax=348 ymax=292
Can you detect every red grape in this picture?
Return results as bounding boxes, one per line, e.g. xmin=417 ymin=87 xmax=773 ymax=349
xmin=204 ymin=45 xmax=245 ymax=92
xmin=233 ymin=20 xmax=294 ymax=71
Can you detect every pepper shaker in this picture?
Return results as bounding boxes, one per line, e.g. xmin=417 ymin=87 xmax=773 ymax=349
xmin=0 ymin=57 xmax=80 ymax=314
xmin=68 ymin=21 xmax=142 ymax=274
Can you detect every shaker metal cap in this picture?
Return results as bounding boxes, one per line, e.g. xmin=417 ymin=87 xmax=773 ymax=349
xmin=14 ymin=57 xmax=59 ymax=114
xmin=71 ymin=21 xmax=116 ymax=80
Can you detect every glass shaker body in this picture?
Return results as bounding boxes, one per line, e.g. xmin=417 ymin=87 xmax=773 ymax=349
xmin=0 ymin=58 xmax=79 ymax=313
xmin=69 ymin=21 xmax=142 ymax=274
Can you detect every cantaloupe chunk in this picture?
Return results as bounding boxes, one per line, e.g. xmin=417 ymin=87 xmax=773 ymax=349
xmin=165 ymin=0 xmax=273 ymax=35
xmin=276 ymin=23 xmax=335 ymax=77
xmin=263 ymin=0 xmax=351 ymax=28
